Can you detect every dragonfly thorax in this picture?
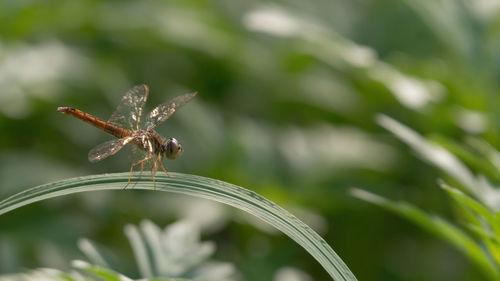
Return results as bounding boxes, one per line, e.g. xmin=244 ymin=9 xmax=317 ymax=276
xmin=131 ymin=130 xmax=182 ymax=160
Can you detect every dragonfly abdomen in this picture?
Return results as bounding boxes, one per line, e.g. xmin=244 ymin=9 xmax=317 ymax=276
xmin=57 ymin=107 xmax=130 ymax=138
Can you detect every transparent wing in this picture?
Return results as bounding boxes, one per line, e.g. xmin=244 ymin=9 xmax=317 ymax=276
xmin=130 ymin=145 xmax=155 ymax=170
xmin=108 ymin=85 xmax=149 ymax=131
xmin=88 ymin=137 xmax=134 ymax=163
xmin=145 ymin=92 xmax=197 ymax=130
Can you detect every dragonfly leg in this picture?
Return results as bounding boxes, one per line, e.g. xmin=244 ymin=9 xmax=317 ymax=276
xmin=150 ymin=157 xmax=160 ymax=190
xmin=150 ymin=169 xmax=156 ymax=190
xmin=158 ymin=156 xmax=170 ymax=177
xmin=125 ymin=155 xmax=153 ymax=190
xmin=132 ymin=161 xmax=145 ymax=189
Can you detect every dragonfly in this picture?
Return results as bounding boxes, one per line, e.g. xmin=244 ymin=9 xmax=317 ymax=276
xmin=57 ymin=84 xmax=197 ymax=188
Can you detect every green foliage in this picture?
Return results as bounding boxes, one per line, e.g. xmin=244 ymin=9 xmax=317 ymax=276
xmin=0 ymin=261 xmax=187 ymax=281
xmin=3 ymin=0 xmax=500 ymax=280
xmin=0 ymin=219 xmax=226 ymax=281
xmin=353 ymin=116 xmax=500 ymax=280
xmin=0 ymin=173 xmax=356 ymax=281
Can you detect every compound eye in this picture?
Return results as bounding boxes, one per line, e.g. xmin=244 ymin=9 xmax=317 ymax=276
xmin=166 ymin=138 xmax=181 ymax=160
xmin=176 ymin=144 xmax=183 ymax=158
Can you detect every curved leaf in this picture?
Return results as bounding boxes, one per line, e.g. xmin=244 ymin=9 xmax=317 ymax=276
xmin=0 ymin=172 xmax=357 ymax=281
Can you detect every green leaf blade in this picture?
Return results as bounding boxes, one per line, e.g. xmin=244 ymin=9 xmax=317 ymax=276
xmin=351 ymin=188 xmax=500 ymax=281
xmin=0 ymin=173 xmax=357 ymax=281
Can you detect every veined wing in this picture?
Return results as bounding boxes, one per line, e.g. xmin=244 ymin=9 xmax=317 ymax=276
xmin=88 ymin=137 xmax=134 ymax=163
xmin=130 ymin=145 xmax=154 ymax=169
xmin=108 ymin=85 xmax=149 ymax=131
xmin=145 ymin=92 xmax=197 ymax=130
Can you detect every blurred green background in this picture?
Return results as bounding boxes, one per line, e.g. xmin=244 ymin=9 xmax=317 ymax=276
xmin=1 ymin=0 xmax=500 ymax=280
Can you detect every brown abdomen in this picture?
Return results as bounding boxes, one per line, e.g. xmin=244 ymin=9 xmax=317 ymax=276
xmin=57 ymin=107 xmax=131 ymax=138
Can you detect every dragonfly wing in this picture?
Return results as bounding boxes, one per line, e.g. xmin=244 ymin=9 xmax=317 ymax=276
xmin=88 ymin=137 xmax=134 ymax=163
xmin=130 ymin=145 xmax=155 ymax=169
xmin=108 ymin=85 xmax=149 ymax=131
xmin=145 ymin=92 xmax=197 ymax=130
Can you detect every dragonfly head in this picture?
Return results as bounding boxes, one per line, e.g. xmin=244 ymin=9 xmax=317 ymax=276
xmin=164 ymin=138 xmax=182 ymax=160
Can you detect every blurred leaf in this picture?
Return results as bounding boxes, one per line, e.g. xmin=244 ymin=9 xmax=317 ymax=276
xmin=377 ymin=114 xmax=500 ymax=211
xmin=0 ymin=173 xmax=357 ymax=281
xmin=72 ymin=260 xmax=190 ymax=281
xmin=402 ymin=0 xmax=477 ymax=57
xmin=350 ymin=188 xmax=499 ymax=281
xmin=0 ymin=268 xmax=85 ymax=281
xmin=73 ymin=260 xmax=134 ymax=281
xmin=78 ymin=238 xmax=109 ymax=268
xmin=124 ymin=220 xmax=230 ymax=280
xmin=440 ymin=183 xmax=498 ymax=233
xmin=464 ymin=137 xmax=500 ymax=176
xmin=431 ymin=135 xmax=500 ymax=182
xmin=440 ymin=183 xmax=500 ymax=268
xmin=0 ymin=261 xmax=189 ymax=281
xmin=244 ymin=5 xmax=445 ymax=111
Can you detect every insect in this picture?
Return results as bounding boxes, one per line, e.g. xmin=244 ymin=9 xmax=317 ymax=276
xmin=57 ymin=84 xmax=197 ymax=188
